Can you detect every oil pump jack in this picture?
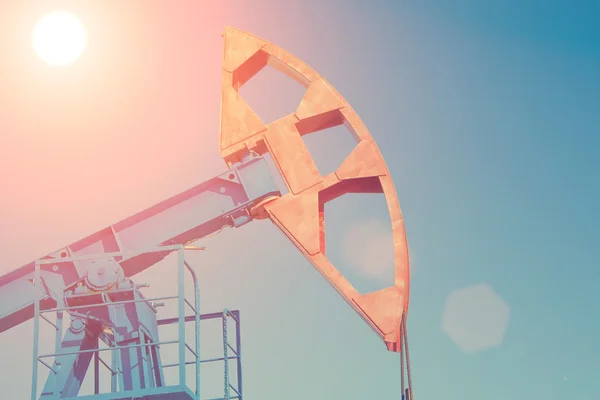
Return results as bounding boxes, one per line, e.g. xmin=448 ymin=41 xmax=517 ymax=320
xmin=0 ymin=27 xmax=413 ymax=400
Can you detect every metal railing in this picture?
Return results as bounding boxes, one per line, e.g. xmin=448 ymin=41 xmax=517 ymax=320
xmin=32 ymin=245 xmax=202 ymax=400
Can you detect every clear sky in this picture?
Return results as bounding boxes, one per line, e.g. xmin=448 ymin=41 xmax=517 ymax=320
xmin=0 ymin=1 xmax=598 ymax=399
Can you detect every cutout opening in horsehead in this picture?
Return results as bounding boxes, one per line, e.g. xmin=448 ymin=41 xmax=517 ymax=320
xmin=320 ymin=178 xmax=395 ymax=295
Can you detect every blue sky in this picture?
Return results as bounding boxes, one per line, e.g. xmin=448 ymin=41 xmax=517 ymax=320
xmin=0 ymin=1 xmax=598 ymax=399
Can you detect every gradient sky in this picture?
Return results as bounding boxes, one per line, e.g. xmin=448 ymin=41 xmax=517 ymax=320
xmin=0 ymin=1 xmax=598 ymax=399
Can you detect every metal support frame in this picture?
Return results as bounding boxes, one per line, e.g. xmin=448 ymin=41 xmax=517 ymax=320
xmin=221 ymin=309 xmax=242 ymax=400
xmin=160 ymin=310 xmax=243 ymax=400
xmin=30 ymin=245 xmax=243 ymax=400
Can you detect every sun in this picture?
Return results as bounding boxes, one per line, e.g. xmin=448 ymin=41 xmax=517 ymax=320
xmin=32 ymin=10 xmax=87 ymax=66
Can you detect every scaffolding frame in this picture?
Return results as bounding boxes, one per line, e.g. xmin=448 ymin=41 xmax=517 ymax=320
xmin=31 ymin=245 xmax=243 ymax=400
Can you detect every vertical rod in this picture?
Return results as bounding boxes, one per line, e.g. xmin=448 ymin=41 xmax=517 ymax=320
xmin=54 ymin=296 xmax=64 ymax=398
xmin=184 ymin=260 xmax=201 ymax=400
xmin=223 ymin=310 xmax=230 ymax=400
xmin=94 ymin=337 xmax=100 ymax=394
xmin=177 ymin=248 xmax=186 ymax=386
xmin=403 ymin=318 xmax=413 ymax=400
xmin=138 ymin=327 xmax=148 ymax=389
xmin=195 ymin=281 xmax=200 ymax=400
xmin=31 ymin=263 xmax=41 ymax=400
xmin=54 ymin=303 xmax=64 ymax=362
xmin=400 ymin=319 xmax=405 ymax=400
xmin=106 ymin=294 xmax=124 ymax=392
xmin=235 ymin=312 xmax=243 ymax=399
xmin=111 ymin=346 xmax=118 ymax=392
xmin=116 ymin=346 xmax=124 ymax=392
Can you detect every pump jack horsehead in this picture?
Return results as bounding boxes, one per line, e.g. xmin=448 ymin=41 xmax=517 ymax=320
xmin=220 ymin=27 xmax=411 ymax=352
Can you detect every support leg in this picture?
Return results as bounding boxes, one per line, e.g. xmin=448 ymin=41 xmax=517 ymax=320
xmin=40 ymin=320 xmax=101 ymax=398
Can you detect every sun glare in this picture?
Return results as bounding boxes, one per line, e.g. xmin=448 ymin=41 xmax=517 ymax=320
xmin=32 ymin=10 xmax=87 ymax=66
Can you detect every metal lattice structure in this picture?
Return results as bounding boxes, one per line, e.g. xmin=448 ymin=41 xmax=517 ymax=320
xmin=31 ymin=246 xmax=243 ymax=400
xmin=0 ymin=27 xmax=413 ymax=400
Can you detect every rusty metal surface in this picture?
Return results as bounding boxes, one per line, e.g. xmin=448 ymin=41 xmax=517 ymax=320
xmin=219 ymin=27 xmax=411 ymax=352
